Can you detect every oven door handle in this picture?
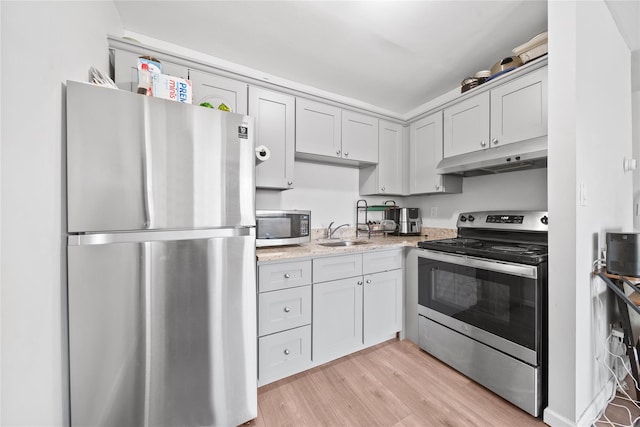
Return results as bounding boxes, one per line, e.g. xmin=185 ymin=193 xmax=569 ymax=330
xmin=417 ymin=249 xmax=538 ymax=279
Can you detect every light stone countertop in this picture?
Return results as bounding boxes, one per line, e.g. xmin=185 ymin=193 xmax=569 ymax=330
xmin=256 ymin=227 xmax=456 ymax=262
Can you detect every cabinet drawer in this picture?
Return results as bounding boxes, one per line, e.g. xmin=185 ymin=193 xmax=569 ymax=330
xmin=363 ymin=249 xmax=403 ymax=274
xmin=258 ymin=260 xmax=312 ymax=292
xmin=258 ymin=325 xmax=312 ymax=386
xmin=313 ymin=253 xmax=363 ymax=283
xmin=259 ymin=285 xmax=311 ymax=336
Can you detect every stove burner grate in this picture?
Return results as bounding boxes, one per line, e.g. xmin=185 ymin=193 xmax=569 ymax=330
xmin=492 ymin=246 xmax=530 ymax=253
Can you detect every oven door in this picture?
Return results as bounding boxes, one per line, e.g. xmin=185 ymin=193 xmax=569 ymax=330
xmin=417 ymin=250 xmax=542 ymax=366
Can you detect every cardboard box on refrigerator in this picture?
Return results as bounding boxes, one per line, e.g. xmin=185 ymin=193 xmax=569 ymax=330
xmin=152 ymin=73 xmax=193 ymax=104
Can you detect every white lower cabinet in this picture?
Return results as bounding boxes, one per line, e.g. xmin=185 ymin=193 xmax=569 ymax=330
xmin=312 ymin=249 xmax=403 ymax=365
xmin=258 ymin=249 xmax=403 ymax=385
xmin=363 ymin=269 xmax=403 ymax=346
xmin=257 ymin=260 xmax=312 ymax=386
xmin=258 ymin=325 xmax=311 ymax=386
xmin=313 ymin=276 xmax=364 ymax=364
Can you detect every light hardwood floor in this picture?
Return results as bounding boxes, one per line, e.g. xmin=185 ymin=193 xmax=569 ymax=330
xmin=248 ymin=339 xmax=545 ymax=427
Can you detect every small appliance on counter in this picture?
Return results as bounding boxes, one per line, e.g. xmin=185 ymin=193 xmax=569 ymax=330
xmin=606 ymin=232 xmax=640 ymax=277
xmin=256 ymin=210 xmax=311 ymax=247
xmin=385 ymin=207 xmax=422 ymax=236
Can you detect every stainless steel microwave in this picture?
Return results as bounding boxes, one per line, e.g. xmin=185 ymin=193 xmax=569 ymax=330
xmin=256 ymin=210 xmax=311 ymax=247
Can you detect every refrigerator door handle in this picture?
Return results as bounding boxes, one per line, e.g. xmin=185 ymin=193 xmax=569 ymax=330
xmin=143 ymin=242 xmax=152 ymax=427
xmin=142 ymin=102 xmax=155 ymax=229
xmin=68 ymin=227 xmax=255 ymax=246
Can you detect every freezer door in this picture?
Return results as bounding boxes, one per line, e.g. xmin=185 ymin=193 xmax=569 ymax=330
xmin=66 ymin=81 xmax=255 ymax=233
xmin=67 ymin=230 xmax=257 ymax=427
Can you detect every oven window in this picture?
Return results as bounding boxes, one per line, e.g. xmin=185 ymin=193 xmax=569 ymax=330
xmin=418 ymin=258 xmax=539 ymax=351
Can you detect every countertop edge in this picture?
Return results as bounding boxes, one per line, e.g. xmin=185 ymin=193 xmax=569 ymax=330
xmin=256 ymin=227 xmax=456 ymax=263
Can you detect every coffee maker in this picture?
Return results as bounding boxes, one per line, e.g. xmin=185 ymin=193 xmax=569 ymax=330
xmin=386 ymin=207 xmax=422 ymax=236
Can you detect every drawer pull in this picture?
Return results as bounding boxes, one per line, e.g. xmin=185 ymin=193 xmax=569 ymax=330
xmin=284 ymin=273 xmax=291 ymax=279
xmin=366 ymin=279 xmax=371 ymax=284
xmin=283 ymin=306 xmax=291 ymax=313
xmin=357 ymin=280 xmax=363 ymax=286
xmin=283 ymin=349 xmax=290 ymax=356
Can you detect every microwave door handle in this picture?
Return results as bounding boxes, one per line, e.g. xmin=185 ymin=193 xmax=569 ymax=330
xmin=417 ymin=250 xmax=538 ymax=280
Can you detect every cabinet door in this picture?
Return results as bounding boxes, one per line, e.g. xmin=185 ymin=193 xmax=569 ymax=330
xmin=490 ymin=66 xmax=547 ymax=148
xmin=258 ymin=285 xmax=311 ymax=336
xmin=363 ymin=249 xmax=403 ymax=274
xmin=443 ymin=91 xmax=490 ymax=158
xmin=359 ymin=121 xmax=404 ymax=195
xmin=258 ymin=260 xmax=311 ymax=292
xmin=313 ymin=277 xmax=363 ymax=364
xmin=189 ymin=69 xmax=248 ymax=114
xmin=249 ymin=87 xmax=295 ymax=189
xmin=313 ymin=253 xmax=363 ymax=283
xmin=295 ymin=98 xmax=341 ymax=158
xmin=341 ymin=110 xmax=378 ymax=163
xmin=258 ymin=325 xmax=312 ymax=386
xmin=364 ymin=269 xmax=403 ymax=346
xmin=409 ymin=111 xmax=443 ymax=194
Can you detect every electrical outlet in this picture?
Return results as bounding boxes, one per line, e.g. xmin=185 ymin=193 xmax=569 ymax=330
xmin=430 ymin=207 xmax=438 ymax=217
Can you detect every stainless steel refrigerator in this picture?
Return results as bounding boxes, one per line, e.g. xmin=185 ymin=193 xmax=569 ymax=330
xmin=66 ymin=81 xmax=257 ymax=427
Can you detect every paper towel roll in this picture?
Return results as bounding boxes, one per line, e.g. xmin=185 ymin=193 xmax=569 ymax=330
xmin=255 ymin=145 xmax=271 ymax=162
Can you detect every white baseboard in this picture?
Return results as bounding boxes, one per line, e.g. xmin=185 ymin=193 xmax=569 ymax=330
xmin=543 ymin=375 xmax=616 ymax=427
xmin=577 ymin=375 xmax=617 ymax=427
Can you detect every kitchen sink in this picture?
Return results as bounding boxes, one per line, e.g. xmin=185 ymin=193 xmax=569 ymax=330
xmin=318 ymin=240 xmax=370 ymax=247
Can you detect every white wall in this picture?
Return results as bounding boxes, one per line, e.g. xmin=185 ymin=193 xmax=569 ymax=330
xmin=545 ymin=2 xmax=633 ymax=426
xmin=257 ymin=160 xmax=400 ymax=229
xmin=405 ymin=168 xmax=548 ymax=228
xmin=633 ymin=50 xmax=640 ymax=231
xmin=0 ymin=2 xmax=122 ymax=425
xmin=257 ymin=163 xmax=548 ymax=230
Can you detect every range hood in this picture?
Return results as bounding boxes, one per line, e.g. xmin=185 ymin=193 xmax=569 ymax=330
xmin=436 ymin=137 xmax=547 ymax=177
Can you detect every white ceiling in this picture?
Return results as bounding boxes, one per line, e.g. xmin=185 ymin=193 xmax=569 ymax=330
xmin=114 ymin=1 xmax=548 ymax=114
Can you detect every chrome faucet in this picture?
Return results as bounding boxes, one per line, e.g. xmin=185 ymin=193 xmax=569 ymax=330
xmin=327 ymin=221 xmax=350 ymax=239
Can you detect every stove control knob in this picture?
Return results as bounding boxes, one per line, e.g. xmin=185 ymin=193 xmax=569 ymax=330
xmin=541 ymin=215 xmax=549 ymax=225
xmin=460 ymin=215 xmax=467 ymax=222
xmin=468 ymin=215 xmax=475 ymax=222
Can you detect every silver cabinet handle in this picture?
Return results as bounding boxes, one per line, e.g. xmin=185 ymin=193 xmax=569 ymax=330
xmin=283 ymin=306 xmax=291 ymax=313
xmin=344 ymin=152 xmax=349 ymax=157
xmin=287 ymin=181 xmax=293 ymax=186
xmin=284 ymin=273 xmax=291 ymax=279
xmin=283 ymin=349 xmax=290 ymax=356
xmin=480 ymin=141 xmax=486 ymax=147
xmin=435 ymin=184 xmax=441 ymax=190
xmin=357 ymin=280 xmax=363 ymax=286
xmin=336 ymin=150 xmax=341 ymax=155
xmin=381 ymin=187 xmax=386 ymax=192
xmin=492 ymin=138 xmax=499 ymax=145
xmin=366 ymin=279 xmax=371 ymax=284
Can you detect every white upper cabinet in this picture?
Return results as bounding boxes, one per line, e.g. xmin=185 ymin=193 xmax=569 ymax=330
xmin=359 ymin=120 xmax=404 ymax=195
xmin=296 ymin=98 xmax=378 ymax=164
xmin=409 ymin=111 xmax=462 ymax=195
xmin=249 ymin=87 xmax=295 ymax=190
xmin=490 ymin=67 xmax=547 ymax=147
xmin=341 ymin=110 xmax=378 ymax=163
xmin=443 ymin=92 xmax=490 ymax=158
xmin=295 ymin=98 xmax=342 ymax=158
xmin=189 ymin=69 xmax=248 ymax=114
xmin=443 ymin=65 xmax=547 ymax=159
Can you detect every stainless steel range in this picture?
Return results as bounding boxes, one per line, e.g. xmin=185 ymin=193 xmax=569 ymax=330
xmin=416 ymin=211 xmax=548 ymax=417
